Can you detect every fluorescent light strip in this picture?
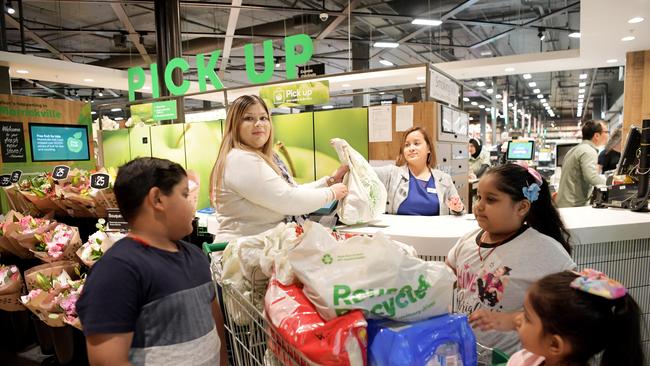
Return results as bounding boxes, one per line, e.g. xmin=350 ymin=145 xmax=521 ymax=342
xmin=379 ymin=59 xmax=394 ymax=66
xmin=411 ymin=19 xmax=443 ymax=26
xmin=374 ymin=42 xmax=399 ymax=48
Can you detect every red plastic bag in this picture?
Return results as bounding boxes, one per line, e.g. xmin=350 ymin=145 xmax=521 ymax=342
xmin=265 ymin=276 xmax=367 ymax=366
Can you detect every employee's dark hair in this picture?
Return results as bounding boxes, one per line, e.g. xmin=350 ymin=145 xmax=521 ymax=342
xmin=469 ymin=138 xmax=482 ymax=159
xmin=396 ymin=126 xmax=437 ymax=168
xmin=484 ymin=164 xmax=572 ymax=255
xmin=529 ymin=271 xmax=644 ymax=366
xmin=114 ymin=157 xmax=187 ymax=222
xmin=582 ymin=120 xmax=606 ymax=140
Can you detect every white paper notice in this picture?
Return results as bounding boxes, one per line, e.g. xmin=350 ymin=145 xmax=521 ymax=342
xmin=368 ymin=105 xmax=392 ymax=142
xmin=395 ymin=105 xmax=414 ymax=132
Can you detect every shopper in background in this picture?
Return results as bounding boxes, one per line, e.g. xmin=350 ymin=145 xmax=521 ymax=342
xmin=446 ymin=164 xmax=575 ymax=355
xmin=469 ymin=138 xmax=491 ymax=179
xmin=78 ymin=157 xmax=227 ymax=366
xmin=210 ymin=95 xmax=348 ymax=242
xmin=555 ymin=120 xmax=608 ymax=208
xmin=374 ymin=126 xmax=465 ymax=216
xmin=508 ymin=270 xmax=643 ymax=366
xmin=598 ymin=126 xmax=622 ymax=173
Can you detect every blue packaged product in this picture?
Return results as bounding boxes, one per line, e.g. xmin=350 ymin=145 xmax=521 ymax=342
xmin=367 ymin=314 xmax=477 ymax=366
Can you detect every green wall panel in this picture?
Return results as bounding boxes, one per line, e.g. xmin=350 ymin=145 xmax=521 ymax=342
xmin=101 ymin=129 xmax=131 ymax=169
xmin=314 ymin=108 xmax=369 ymax=178
xmin=272 ymin=113 xmax=315 ymax=183
xmin=150 ymin=124 xmax=187 ymax=168
xmin=185 ymin=120 xmax=223 ymax=210
xmin=129 ymin=126 xmax=152 ymax=160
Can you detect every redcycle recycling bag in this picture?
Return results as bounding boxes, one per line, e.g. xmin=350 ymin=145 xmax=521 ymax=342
xmin=288 ymin=222 xmax=455 ymax=322
xmin=331 ymin=138 xmax=387 ymax=225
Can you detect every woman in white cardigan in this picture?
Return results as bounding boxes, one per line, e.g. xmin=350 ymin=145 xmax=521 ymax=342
xmin=210 ymin=95 xmax=348 ymax=242
xmin=374 ymin=127 xmax=465 ymax=216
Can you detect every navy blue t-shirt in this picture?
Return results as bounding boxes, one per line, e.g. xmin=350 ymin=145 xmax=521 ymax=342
xmin=397 ymin=171 xmax=440 ymax=216
xmin=77 ymin=237 xmax=219 ymax=365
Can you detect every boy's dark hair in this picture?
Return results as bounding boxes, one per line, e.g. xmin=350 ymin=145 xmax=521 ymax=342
xmin=114 ymin=157 xmax=187 ymax=223
xmin=582 ymin=120 xmax=605 ymax=140
xmin=484 ymin=164 xmax=572 ymax=255
xmin=529 ymin=271 xmax=644 ymax=366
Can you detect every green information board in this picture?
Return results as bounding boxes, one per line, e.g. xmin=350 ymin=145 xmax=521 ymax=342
xmin=260 ymin=80 xmax=329 ymax=108
xmin=153 ymin=100 xmax=178 ymax=121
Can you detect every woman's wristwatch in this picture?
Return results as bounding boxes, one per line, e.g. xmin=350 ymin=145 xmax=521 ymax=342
xmin=327 ymin=176 xmax=336 ymax=185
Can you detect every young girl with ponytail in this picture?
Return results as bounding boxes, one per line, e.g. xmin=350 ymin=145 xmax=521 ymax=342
xmin=446 ymin=163 xmax=576 ymax=355
xmin=510 ymin=270 xmax=643 ymax=366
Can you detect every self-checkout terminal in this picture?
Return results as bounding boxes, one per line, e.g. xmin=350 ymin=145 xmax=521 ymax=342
xmin=592 ymin=119 xmax=650 ymax=212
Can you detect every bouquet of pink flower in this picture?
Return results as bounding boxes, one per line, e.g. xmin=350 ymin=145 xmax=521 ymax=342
xmin=0 ymin=264 xmax=25 ymax=311
xmin=31 ymin=224 xmax=83 ymax=263
xmin=77 ymin=219 xmax=125 ymax=267
xmin=22 ymin=261 xmax=81 ymax=328
xmin=0 ymin=211 xmax=30 ymax=258
xmin=54 ymin=168 xmax=98 ymax=217
xmin=6 ymin=215 xmax=58 ymax=259
xmin=18 ymin=173 xmax=65 ymax=216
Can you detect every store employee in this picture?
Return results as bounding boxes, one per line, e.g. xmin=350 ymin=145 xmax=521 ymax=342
xmin=374 ymin=126 xmax=464 ymax=216
xmin=209 ymin=95 xmax=349 ymax=242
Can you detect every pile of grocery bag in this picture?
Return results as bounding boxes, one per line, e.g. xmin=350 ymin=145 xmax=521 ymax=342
xmin=220 ymin=221 xmax=477 ymax=366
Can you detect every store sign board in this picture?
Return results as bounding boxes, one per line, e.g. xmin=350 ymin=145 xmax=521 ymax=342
xmin=429 ymin=69 xmax=460 ymax=108
xmin=152 ymin=100 xmax=178 ymax=121
xmin=52 ymin=165 xmax=70 ymax=180
xmin=107 ymin=208 xmax=129 ymax=230
xmin=0 ymin=121 xmax=27 ymax=163
xmin=127 ymin=34 xmax=314 ymax=101
xmin=298 ymin=63 xmax=325 ymax=78
xmin=259 ymin=80 xmax=330 ymax=108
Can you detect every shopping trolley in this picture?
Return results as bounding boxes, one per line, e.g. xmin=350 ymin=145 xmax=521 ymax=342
xmin=203 ymin=242 xmax=509 ymax=366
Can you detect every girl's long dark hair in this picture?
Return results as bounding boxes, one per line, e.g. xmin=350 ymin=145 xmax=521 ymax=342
xmin=529 ymin=271 xmax=644 ymax=366
xmin=485 ymin=164 xmax=572 ymax=255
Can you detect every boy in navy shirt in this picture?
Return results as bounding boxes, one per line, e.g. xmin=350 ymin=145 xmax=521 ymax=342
xmin=78 ymin=157 xmax=226 ymax=366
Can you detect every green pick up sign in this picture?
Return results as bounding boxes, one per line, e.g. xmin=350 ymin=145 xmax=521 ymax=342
xmin=152 ymin=100 xmax=177 ymax=121
xmin=259 ymin=80 xmax=330 ymax=108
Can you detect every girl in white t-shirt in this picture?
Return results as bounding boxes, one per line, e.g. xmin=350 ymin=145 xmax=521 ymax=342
xmin=446 ymin=163 xmax=575 ymax=355
xmin=509 ymin=270 xmax=643 ymax=366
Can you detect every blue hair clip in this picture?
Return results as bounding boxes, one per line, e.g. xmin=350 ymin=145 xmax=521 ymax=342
xmin=522 ymin=183 xmax=540 ymax=202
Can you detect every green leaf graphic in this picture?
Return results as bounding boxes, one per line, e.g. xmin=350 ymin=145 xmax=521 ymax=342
xmin=73 ymin=132 xmax=82 ymax=139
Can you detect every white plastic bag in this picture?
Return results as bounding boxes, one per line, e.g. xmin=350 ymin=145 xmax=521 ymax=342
xmin=288 ymin=221 xmax=455 ymax=322
xmin=331 ymin=138 xmax=387 ymax=225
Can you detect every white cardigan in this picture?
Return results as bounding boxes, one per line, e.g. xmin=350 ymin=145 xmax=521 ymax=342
xmin=214 ymin=148 xmax=332 ymax=242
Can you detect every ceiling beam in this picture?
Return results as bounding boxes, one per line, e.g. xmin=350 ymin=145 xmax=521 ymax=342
xmin=219 ymin=0 xmax=242 ymax=75
xmin=110 ymin=4 xmax=152 ymax=64
xmin=469 ymin=1 xmax=579 ymax=49
xmin=4 ymin=15 xmax=71 ymax=61
xmin=316 ymin=0 xmax=361 ymax=40
xmin=22 ymin=78 xmax=73 ymax=100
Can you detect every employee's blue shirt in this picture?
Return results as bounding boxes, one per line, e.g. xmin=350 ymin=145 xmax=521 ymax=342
xmin=396 ymin=171 xmax=440 ymax=216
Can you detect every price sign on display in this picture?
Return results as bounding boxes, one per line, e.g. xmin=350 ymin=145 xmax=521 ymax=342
xmin=10 ymin=170 xmax=22 ymax=183
xmin=90 ymin=173 xmax=110 ymax=190
xmin=107 ymin=208 xmax=129 ymax=231
xmin=52 ymin=165 xmax=70 ymax=180
xmin=0 ymin=175 xmax=11 ymax=187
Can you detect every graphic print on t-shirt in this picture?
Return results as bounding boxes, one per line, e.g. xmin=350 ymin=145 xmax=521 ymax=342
xmin=455 ymin=262 xmax=512 ymax=313
xmin=477 ymin=266 xmax=512 ymax=307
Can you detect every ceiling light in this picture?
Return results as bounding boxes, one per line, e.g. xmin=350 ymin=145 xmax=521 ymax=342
xmin=471 ymin=101 xmax=478 ymax=106
xmin=543 ymin=102 xmax=549 ymax=107
xmin=379 ymin=59 xmax=394 ymax=66
xmin=606 ymin=59 xmax=618 ymax=63
xmin=91 ymin=111 xmax=96 ymax=115
xmin=275 ymin=63 xmax=281 ymax=68
xmin=15 ymin=69 xmax=28 ymax=74
xmin=578 ymin=98 xmax=584 ymax=103
xmin=541 ymin=98 xmax=547 ymax=103
xmin=537 ymin=94 xmax=544 ymax=99
xmin=504 ymin=67 xmax=515 ymax=72
xmin=379 ymin=92 xmax=385 ymax=95
xmin=463 ymin=97 xmax=470 ymax=102
xmin=621 ymin=36 xmax=635 ymax=42
xmin=579 ymin=73 xmax=588 ymax=79
xmin=342 ymin=83 xmax=351 ymax=88
xmin=84 ymin=78 xmax=94 ymax=82
xmin=508 ymin=103 xmax=513 ymax=107
xmin=114 ymin=117 xmax=124 ymax=121
xmin=537 ymin=28 xmax=546 ymax=41
xmin=628 ymin=17 xmax=644 ymax=24
xmin=143 ymin=86 xmax=151 ymax=90
xmin=568 ymin=32 xmax=581 ymax=38
xmin=98 ymin=90 xmax=104 ymax=97
xmin=417 ymin=76 xmax=426 ymax=81
xmin=478 ymin=105 xmax=485 ymax=109
xmin=533 ymin=88 xmax=540 ymax=94
xmin=476 ymin=81 xmax=486 ymax=87
xmin=486 ymin=88 xmax=493 ymax=94
xmin=322 ymin=105 xmax=334 ymax=109
xmin=578 ymin=88 xmax=586 ymax=93
xmin=411 ymin=18 xmax=443 ymax=26
xmin=374 ymin=42 xmax=399 ymax=48
xmin=496 ymin=94 xmax=502 ymax=99
xmin=578 ymin=94 xmax=585 ymax=99
xmin=6 ymin=1 xmax=15 ymax=15
xmin=110 ymin=108 xmax=121 ymax=112
xmin=480 ymin=51 xmax=492 ymax=56
xmin=522 ymin=73 xmax=532 ymax=79
xmin=528 ymin=82 xmax=537 ymax=87
xmin=578 ymin=82 xmax=586 ymax=87
xmin=469 ymin=116 xmax=474 ymax=121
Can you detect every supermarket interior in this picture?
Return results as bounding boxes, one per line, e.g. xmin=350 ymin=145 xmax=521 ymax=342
xmin=0 ymin=0 xmax=650 ymax=365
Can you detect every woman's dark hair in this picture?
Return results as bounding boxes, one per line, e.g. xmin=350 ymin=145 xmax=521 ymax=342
xmin=484 ymin=164 xmax=572 ymax=255
xmin=395 ymin=126 xmax=437 ymax=168
xmin=469 ymin=138 xmax=482 ymax=158
xmin=529 ymin=271 xmax=644 ymax=366
xmin=114 ymin=157 xmax=187 ymax=223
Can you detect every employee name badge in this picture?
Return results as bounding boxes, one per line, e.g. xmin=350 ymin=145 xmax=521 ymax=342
xmin=427 ymin=187 xmax=437 ymax=194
